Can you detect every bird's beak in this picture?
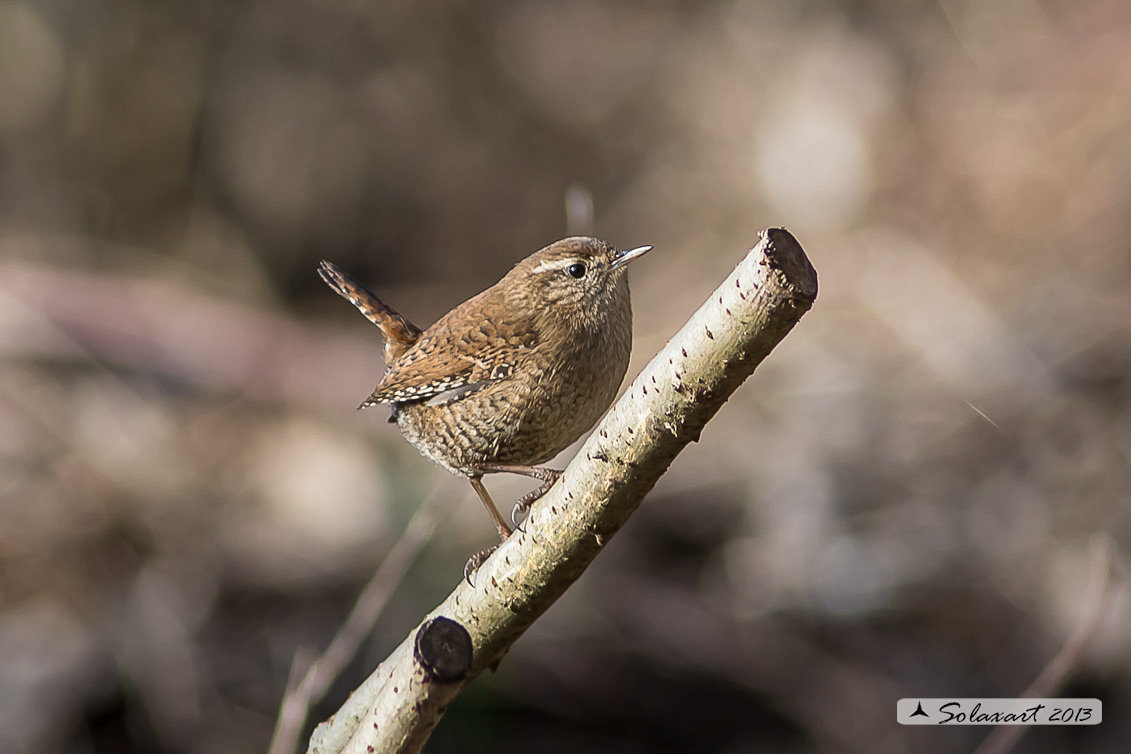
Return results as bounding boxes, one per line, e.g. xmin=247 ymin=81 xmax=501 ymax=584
xmin=610 ymin=244 xmax=653 ymax=270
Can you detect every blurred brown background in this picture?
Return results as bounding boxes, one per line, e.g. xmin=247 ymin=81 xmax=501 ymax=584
xmin=3 ymin=0 xmax=1130 ymax=752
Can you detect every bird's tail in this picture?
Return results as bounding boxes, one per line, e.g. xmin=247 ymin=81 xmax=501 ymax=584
xmin=318 ymin=260 xmax=423 ymax=362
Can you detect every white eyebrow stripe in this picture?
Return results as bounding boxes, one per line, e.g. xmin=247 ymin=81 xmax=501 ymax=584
xmin=529 ymin=258 xmax=582 ymax=275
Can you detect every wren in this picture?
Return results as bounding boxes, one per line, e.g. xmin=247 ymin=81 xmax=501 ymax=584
xmin=320 ymin=237 xmax=651 ymax=566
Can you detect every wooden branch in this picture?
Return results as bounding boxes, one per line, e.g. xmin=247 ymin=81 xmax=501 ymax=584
xmin=307 ymin=228 xmax=818 ymax=754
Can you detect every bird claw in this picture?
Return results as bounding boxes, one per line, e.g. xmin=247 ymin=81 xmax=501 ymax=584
xmin=510 ymin=498 xmax=532 ymax=530
xmin=464 ymin=545 xmax=498 ymax=586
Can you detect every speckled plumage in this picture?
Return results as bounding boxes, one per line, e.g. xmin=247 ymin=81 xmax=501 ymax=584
xmin=320 ymin=236 xmax=649 ymax=545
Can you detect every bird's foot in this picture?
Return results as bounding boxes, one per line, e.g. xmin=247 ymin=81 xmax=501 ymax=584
xmin=511 ymin=470 xmax=563 ymax=529
xmin=464 ymin=545 xmax=498 ymax=586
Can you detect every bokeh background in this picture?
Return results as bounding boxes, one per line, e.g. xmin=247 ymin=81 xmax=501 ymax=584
xmin=3 ymin=0 xmax=1131 ymax=752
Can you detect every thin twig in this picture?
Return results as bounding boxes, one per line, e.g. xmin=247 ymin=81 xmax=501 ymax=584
xmin=973 ymin=535 xmax=1117 ymax=754
xmin=268 ymin=489 xmax=447 ymax=754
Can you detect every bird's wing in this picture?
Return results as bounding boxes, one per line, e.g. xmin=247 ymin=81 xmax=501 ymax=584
xmin=362 ymin=292 xmax=539 ymax=407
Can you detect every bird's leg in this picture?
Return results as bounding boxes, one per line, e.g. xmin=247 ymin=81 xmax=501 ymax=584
xmin=479 ymin=463 xmax=563 ymax=527
xmin=481 ymin=463 xmax=563 ymax=483
xmin=463 ymin=476 xmax=513 ymax=584
xmin=469 ymin=476 xmax=513 ymax=540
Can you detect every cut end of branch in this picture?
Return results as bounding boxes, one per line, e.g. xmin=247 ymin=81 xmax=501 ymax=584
xmin=761 ymin=227 xmax=818 ymax=302
xmin=414 ymin=617 xmax=473 ymax=684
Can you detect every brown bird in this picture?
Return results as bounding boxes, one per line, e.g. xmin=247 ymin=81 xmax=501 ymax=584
xmin=319 ymin=237 xmax=651 ymax=569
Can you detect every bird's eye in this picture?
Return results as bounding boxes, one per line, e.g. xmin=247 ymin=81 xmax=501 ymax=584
xmin=566 ymin=262 xmax=586 ymax=279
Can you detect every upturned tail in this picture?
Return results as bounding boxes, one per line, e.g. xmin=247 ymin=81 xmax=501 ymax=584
xmin=319 ymin=260 xmax=422 ymax=363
